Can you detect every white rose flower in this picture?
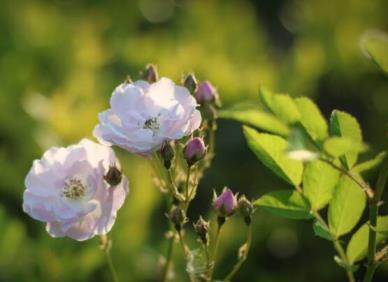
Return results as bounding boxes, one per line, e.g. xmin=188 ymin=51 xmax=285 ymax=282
xmin=23 ymin=139 xmax=129 ymax=241
xmin=93 ymin=77 xmax=201 ymax=156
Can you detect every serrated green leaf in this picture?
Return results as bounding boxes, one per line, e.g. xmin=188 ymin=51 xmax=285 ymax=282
xmin=313 ymin=220 xmax=332 ymax=241
xmin=354 ymin=151 xmax=387 ymax=173
xmin=329 ymin=110 xmax=363 ymax=168
xmin=361 ymin=31 xmax=388 ymax=74
xmin=347 ymin=216 xmax=388 ymax=264
xmin=324 ymin=137 xmax=367 ymax=157
xmin=294 ymin=97 xmax=328 ymax=141
xmin=255 ymin=190 xmax=312 ymax=219
xmin=244 ymin=126 xmax=304 ymax=185
xmin=328 ymin=176 xmax=366 ymax=238
xmin=218 ymin=108 xmax=289 ymax=136
xmin=258 ymin=87 xmax=301 ymax=124
xmin=303 ymin=160 xmax=340 ymax=210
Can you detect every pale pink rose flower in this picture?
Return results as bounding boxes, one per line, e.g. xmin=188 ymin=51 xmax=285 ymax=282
xmin=93 ymin=77 xmax=202 ymax=156
xmin=23 ymin=139 xmax=129 ymax=241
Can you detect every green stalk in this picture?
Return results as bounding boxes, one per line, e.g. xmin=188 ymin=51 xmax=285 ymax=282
xmin=312 ymin=211 xmax=355 ymax=282
xmin=363 ymin=159 xmax=388 ymax=282
xmin=223 ymin=223 xmax=252 ymax=281
xmin=161 ymin=235 xmax=174 ymax=282
xmin=209 ymin=220 xmax=224 ymax=279
xmin=100 ymin=235 xmax=119 ymax=282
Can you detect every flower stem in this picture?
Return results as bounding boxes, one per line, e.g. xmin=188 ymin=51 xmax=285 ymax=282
xmin=178 ymin=230 xmax=190 ymax=257
xmin=105 ymin=248 xmax=119 ymax=282
xmin=363 ymin=159 xmax=388 ymax=282
xmin=311 ymin=211 xmax=355 ymax=282
xmin=184 ymin=166 xmax=191 ymax=209
xmin=100 ymin=235 xmax=119 ymax=282
xmin=161 ymin=234 xmax=175 ymax=282
xmin=209 ymin=219 xmax=223 ymax=279
xmin=223 ymin=223 xmax=253 ymax=281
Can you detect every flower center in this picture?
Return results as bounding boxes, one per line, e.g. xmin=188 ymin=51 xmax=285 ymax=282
xmin=143 ymin=117 xmax=160 ymax=133
xmin=63 ymin=177 xmax=86 ymax=200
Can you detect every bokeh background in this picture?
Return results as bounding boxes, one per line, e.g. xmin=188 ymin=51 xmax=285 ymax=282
xmin=0 ymin=0 xmax=387 ymax=281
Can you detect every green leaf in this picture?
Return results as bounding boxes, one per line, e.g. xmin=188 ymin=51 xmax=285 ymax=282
xmin=324 ymin=137 xmax=367 ymax=158
xmin=255 ymin=190 xmax=312 ymax=219
xmin=303 ymin=160 xmax=340 ymax=210
xmin=361 ymin=30 xmax=388 ymax=74
xmin=218 ymin=108 xmax=289 ymax=136
xmin=243 ymin=126 xmax=304 ymax=185
xmin=334 ymin=256 xmax=359 ymax=272
xmin=313 ymin=220 xmax=332 ymax=241
xmin=354 ymin=151 xmax=387 ymax=173
xmin=328 ymin=176 xmax=366 ymax=238
xmin=259 ymin=87 xmax=301 ymax=124
xmin=329 ymin=110 xmax=363 ymax=168
xmin=347 ymin=216 xmax=388 ymax=264
xmin=294 ymin=97 xmax=328 ymax=141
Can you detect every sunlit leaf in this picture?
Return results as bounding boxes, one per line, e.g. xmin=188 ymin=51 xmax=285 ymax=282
xmin=354 ymin=151 xmax=387 ymax=173
xmin=324 ymin=137 xmax=367 ymax=158
xmin=361 ymin=30 xmax=388 ymax=74
xmin=294 ymin=97 xmax=328 ymax=141
xmin=303 ymin=160 xmax=340 ymax=210
xmin=255 ymin=190 xmax=312 ymax=219
xmin=259 ymin=87 xmax=301 ymax=124
xmin=347 ymin=216 xmax=388 ymax=264
xmin=244 ymin=126 xmax=304 ymax=186
xmin=219 ymin=108 xmax=289 ymax=136
xmin=328 ymin=176 xmax=366 ymax=238
xmin=313 ymin=220 xmax=332 ymax=241
xmin=329 ymin=110 xmax=363 ymax=168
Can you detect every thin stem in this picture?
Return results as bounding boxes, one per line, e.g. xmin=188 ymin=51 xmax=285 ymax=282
xmin=161 ymin=235 xmax=175 ymax=282
xmin=184 ymin=166 xmax=191 ymax=210
xmin=363 ymin=264 xmax=378 ymax=282
xmin=178 ymin=230 xmax=189 ymax=257
xmin=319 ymin=157 xmax=374 ymax=198
xmin=100 ymin=235 xmax=119 ymax=282
xmin=105 ymin=248 xmax=119 ymax=282
xmin=363 ymin=159 xmax=388 ymax=282
xmin=311 ymin=211 xmax=355 ymax=282
xmin=209 ymin=222 xmax=223 ymax=279
xmin=202 ymin=242 xmax=210 ymax=267
xmin=223 ymin=223 xmax=253 ymax=281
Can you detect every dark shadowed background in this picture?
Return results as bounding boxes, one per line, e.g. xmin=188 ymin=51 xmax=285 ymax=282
xmin=0 ymin=0 xmax=387 ymax=281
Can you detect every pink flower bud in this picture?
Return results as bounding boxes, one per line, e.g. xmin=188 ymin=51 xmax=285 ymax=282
xmin=195 ymin=80 xmax=217 ymax=104
xmin=213 ymin=187 xmax=237 ymax=217
xmin=183 ymin=137 xmax=206 ymax=166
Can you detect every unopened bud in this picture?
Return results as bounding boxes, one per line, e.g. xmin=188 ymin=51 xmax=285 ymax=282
xmin=195 ymin=81 xmax=218 ymax=105
xmin=160 ymin=142 xmax=175 ymax=169
xmin=238 ymin=195 xmax=254 ymax=225
xmin=169 ymin=206 xmax=186 ymax=231
xmin=183 ymin=137 xmax=206 ymax=166
xmin=104 ymin=165 xmax=122 ymax=186
xmin=183 ymin=73 xmax=198 ymax=94
xmin=193 ymin=216 xmax=209 ymax=245
xmin=213 ymin=187 xmax=237 ymax=217
xmin=141 ymin=64 xmax=158 ymax=83
xmin=124 ymin=75 xmax=133 ymax=84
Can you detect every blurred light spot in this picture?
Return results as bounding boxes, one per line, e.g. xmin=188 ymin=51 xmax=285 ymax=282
xmin=139 ymin=0 xmax=175 ymax=23
xmin=22 ymin=92 xmax=50 ymax=121
xmin=267 ymin=227 xmax=298 ymax=259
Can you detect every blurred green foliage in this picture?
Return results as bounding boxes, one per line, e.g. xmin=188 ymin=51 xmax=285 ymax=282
xmin=0 ymin=0 xmax=387 ymax=281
